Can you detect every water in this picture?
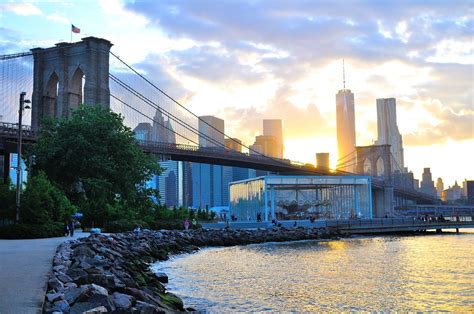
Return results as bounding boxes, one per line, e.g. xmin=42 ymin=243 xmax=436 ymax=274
xmin=154 ymin=232 xmax=474 ymax=312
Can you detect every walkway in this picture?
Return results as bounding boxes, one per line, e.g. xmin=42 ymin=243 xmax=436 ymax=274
xmin=0 ymin=232 xmax=88 ymax=314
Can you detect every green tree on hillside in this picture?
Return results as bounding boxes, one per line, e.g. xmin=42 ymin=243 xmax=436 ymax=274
xmin=26 ymin=105 xmax=161 ymax=227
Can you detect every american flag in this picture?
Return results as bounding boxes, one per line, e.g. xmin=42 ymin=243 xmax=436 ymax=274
xmin=71 ymin=24 xmax=80 ymax=34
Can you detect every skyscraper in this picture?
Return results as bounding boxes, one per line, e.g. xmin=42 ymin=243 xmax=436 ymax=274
xmin=436 ymin=177 xmax=444 ymax=198
xmin=198 ymin=116 xmax=225 ymax=148
xmin=420 ymin=168 xmax=437 ymax=197
xmin=375 ymin=98 xmax=404 ymax=172
xmin=263 ymin=119 xmax=283 ymax=158
xmin=336 ymin=90 xmax=356 ymax=171
xmin=316 ymin=152 xmax=330 ymax=171
xmin=152 ymin=110 xmax=176 ymax=144
xmin=336 ymin=62 xmax=356 ymax=172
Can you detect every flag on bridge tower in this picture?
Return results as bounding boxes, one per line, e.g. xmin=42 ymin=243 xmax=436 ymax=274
xmin=71 ymin=24 xmax=81 ymax=33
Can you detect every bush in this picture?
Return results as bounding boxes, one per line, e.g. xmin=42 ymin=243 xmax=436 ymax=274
xmin=21 ymin=171 xmax=76 ymax=225
xmin=0 ymin=222 xmax=64 ymax=239
xmin=0 ymin=181 xmax=15 ymax=221
xmin=103 ymin=219 xmax=150 ymax=233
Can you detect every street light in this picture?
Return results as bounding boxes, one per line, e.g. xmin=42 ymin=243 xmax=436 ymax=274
xmin=16 ymin=92 xmax=31 ymax=223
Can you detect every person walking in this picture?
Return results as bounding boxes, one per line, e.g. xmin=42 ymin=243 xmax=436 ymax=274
xmin=68 ymin=220 xmax=75 ymax=237
xmin=184 ymin=218 xmax=190 ymax=230
xmin=63 ymin=221 xmax=69 ymax=237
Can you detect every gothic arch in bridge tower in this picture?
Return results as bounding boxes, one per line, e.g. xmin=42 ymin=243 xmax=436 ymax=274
xmin=355 ymin=144 xmax=392 ymax=181
xmin=44 ymin=71 xmax=59 ymax=118
xmin=376 ymin=157 xmax=385 ymax=176
xmin=30 ymin=37 xmax=113 ymax=130
xmin=69 ymin=67 xmax=85 ymax=113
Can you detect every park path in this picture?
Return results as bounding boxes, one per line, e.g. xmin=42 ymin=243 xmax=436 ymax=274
xmin=0 ymin=232 xmax=88 ymax=314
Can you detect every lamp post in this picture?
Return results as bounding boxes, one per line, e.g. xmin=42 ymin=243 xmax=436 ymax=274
xmin=15 ymin=92 xmax=31 ymax=223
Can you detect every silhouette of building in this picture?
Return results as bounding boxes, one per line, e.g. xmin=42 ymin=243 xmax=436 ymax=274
xmin=192 ymin=115 xmax=232 ymax=208
xmin=133 ymin=122 xmax=152 ymax=141
xmin=442 ymin=181 xmax=463 ymax=202
xmin=436 ymin=178 xmax=444 ymax=198
xmin=152 ymin=110 xmax=176 ymax=144
xmin=413 ymin=179 xmax=420 ymax=191
xmin=419 ymin=168 xmax=436 ymax=197
xmin=251 ymin=135 xmax=278 ymax=158
xmin=316 ymin=153 xmax=330 ymax=171
xmin=225 ymin=138 xmax=242 ymax=152
xmin=263 ymin=119 xmax=283 ymax=158
xmin=336 ymin=90 xmax=355 ymax=171
xmin=375 ymin=98 xmax=404 ymax=172
xmin=466 ymin=181 xmax=474 ymax=205
xmin=393 ymin=170 xmax=414 ymax=190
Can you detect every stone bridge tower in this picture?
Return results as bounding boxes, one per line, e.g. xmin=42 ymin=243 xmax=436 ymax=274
xmin=31 ymin=37 xmax=112 ymax=130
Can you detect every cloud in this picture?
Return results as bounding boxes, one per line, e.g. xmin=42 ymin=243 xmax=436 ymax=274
xmin=1 ymin=2 xmax=42 ymax=16
xmin=46 ymin=14 xmax=69 ymax=24
xmin=404 ymin=101 xmax=474 ymax=146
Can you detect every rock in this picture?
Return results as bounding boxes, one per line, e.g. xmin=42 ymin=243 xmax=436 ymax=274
xmin=65 ymin=282 xmax=78 ymax=289
xmin=48 ymin=277 xmax=64 ymax=292
xmin=134 ymin=300 xmax=164 ymax=314
xmin=46 ymin=292 xmax=64 ymax=303
xmin=112 ymin=292 xmax=135 ymax=310
xmin=154 ymin=273 xmax=168 ymax=284
xmin=52 ymin=299 xmax=70 ymax=312
xmin=56 ymin=272 xmax=73 ymax=283
xmin=66 ymin=268 xmax=88 ymax=281
xmin=83 ymin=306 xmax=108 ymax=313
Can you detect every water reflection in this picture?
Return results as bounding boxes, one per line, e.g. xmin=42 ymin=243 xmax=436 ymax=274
xmin=154 ymin=233 xmax=474 ymax=312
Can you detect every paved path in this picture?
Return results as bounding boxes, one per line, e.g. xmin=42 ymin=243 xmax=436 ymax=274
xmin=0 ymin=232 xmax=89 ymax=314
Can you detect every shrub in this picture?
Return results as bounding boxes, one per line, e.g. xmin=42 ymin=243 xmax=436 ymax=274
xmin=0 ymin=180 xmax=15 ymax=221
xmin=0 ymin=222 xmax=64 ymax=239
xmin=21 ymin=171 xmax=76 ymax=225
xmin=103 ymin=219 xmax=150 ymax=233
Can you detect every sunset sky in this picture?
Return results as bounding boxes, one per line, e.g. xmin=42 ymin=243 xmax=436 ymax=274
xmin=0 ymin=0 xmax=472 ymax=187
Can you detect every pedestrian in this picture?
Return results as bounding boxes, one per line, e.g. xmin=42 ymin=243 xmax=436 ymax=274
xmin=184 ymin=218 xmax=190 ymax=230
xmin=63 ymin=221 xmax=69 ymax=237
xmin=68 ymin=220 xmax=75 ymax=237
xmin=192 ymin=218 xmax=197 ymax=227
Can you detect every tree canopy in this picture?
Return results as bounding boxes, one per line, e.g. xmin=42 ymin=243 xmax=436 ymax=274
xmin=27 ymin=105 xmax=161 ymax=227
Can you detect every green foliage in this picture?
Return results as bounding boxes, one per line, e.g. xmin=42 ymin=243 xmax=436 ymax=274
xmin=103 ymin=219 xmax=149 ymax=233
xmin=0 ymin=180 xmax=15 ymax=222
xmin=21 ymin=171 xmax=76 ymax=224
xmin=0 ymin=222 xmax=64 ymax=239
xmin=27 ymin=105 xmax=161 ymax=227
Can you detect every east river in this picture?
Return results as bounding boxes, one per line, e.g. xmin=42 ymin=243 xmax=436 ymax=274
xmin=153 ymin=232 xmax=474 ymax=312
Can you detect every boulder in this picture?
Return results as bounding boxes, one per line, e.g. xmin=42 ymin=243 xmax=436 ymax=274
xmin=46 ymin=292 xmax=64 ymax=303
xmin=52 ymin=300 xmax=70 ymax=312
xmin=83 ymin=306 xmax=108 ymax=313
xmin=48 ymin=277 xmax=64 ymax=292
xmin=154 ymin=272 xmax=168 ymax=284
xmin=112 ymin=292 xmax=135 ymax=310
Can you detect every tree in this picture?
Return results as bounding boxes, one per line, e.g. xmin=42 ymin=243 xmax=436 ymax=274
xmin=21 ymin=171 xmax=76 ymax=224
xmin=0 ymin=180 xmax=15 ymax=221
xmin=27 ymin=105 xmax=161 ymax=227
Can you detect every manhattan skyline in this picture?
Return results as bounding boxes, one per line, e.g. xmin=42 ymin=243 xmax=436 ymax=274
xmin=0 ymin=0 xmax=472 ymax=186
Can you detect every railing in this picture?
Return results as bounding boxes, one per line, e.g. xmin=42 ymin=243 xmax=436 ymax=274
xmin=0 ymin=122 xmax=36 ymax=138
xmin=325 ymin=217 xmax=474 ymax=230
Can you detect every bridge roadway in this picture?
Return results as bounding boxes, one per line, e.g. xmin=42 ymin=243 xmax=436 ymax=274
xmin=202 ymin=217 xmax=474 ymax=234
xmin=0 ymin=123 xmax=437 ymax=203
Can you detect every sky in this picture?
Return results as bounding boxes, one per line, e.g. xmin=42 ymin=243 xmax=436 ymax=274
xmin=0 ymin=0 xmax=472 ymax=187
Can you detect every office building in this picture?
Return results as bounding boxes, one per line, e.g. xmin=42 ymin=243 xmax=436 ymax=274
xmin=152 ymin=110 xmax=176 ymax=144
xmin=198 ymin=116 xmax=224 ymax=148
xmin=316 ymin=153 xmax=330 ymax=171
xmin=393 ymin=170 xmax=414 ymax=190
xmin=263 ymin=119 xmax=283 ymax=158
xmin=336 ymin=89 xmax=356 ymax=172
xmin=252 ymin=135 xmax=278 ymax=158
xmin=436 ymin=178 xmax=444 ymax=198
xmin=133 ymin=122 xmax=152 ymax=141
xmin=375 ymin=98 xmax=404 ymax=172
xmin=225 ymin=138 xmax=242 ymax=152
xmin=413 ymin=179 xmax=420 ymax=191
xmin=466 ymin=180 xmax=474 ymax=205
xmin=441 ymin=181 xmax=464 ymax=202
xmin=419 ymin=168 xmax=437 ymax=197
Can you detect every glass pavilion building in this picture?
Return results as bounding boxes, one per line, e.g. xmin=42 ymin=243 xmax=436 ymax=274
xmin=229 ymin=175 xmax=372 ymax=221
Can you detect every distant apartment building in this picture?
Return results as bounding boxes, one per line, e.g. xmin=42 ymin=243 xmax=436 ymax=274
xmin=442 ymin=181 xmax=464 ymax=202
xmin=225 ymin=138 xmax=242 ymax=152
xmin=375 ymin=98 xmax=404 ymax=172
xmin=466 ymin=181 xmax=474 ymax=205
xmin=436 ymin=178 xmax=444 ymax=198
xmin=336 ymin=88 xmax=356 ymax=172
xmin=316 ymin=152 xmax=330 ymax=171
xmin=419 ymin=168 xmax=437 ymax=197
xmin=263 ymin=119 xmax=283 ymax=158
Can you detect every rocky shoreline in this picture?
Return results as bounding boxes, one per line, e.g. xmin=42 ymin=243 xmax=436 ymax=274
xmin=43 ymin=227 xmax=343 ymax=313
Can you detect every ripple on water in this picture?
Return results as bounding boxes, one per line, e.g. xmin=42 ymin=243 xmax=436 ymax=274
xmin=153 ymin=233 xmax=474 ymax=312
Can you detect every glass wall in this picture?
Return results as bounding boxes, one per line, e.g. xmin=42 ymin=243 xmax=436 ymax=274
xmin=230 ymin=176 xmax=372 ymax=221
xmin=229 ymin=178 xmax=265 ymax=221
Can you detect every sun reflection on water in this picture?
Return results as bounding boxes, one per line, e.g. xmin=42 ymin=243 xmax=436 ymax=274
xmin=155 ymin=233 xmax=474 ymax=312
